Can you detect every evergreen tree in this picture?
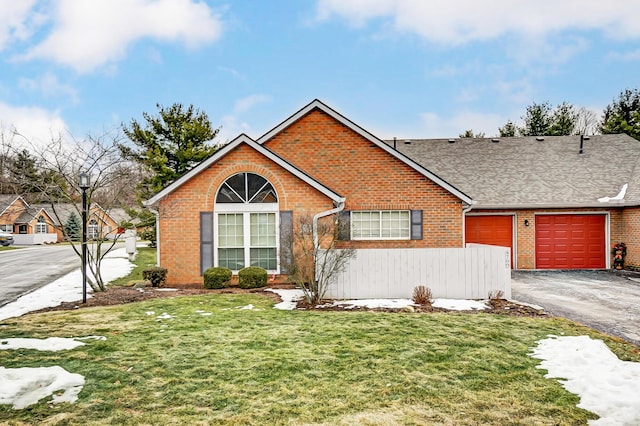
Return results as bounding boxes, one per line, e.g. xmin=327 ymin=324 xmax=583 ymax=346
xmin=498 ymin=120 xmax=518 ymax=137
xmin=600 ymin=88 xmax=640 ymax=140
xmin=64 ymin=212 xmax=82 ymax=242
xmin=120 ymin=103 xmax=221 ymax=200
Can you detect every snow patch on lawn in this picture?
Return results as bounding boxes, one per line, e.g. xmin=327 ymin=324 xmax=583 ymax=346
xmin=0 ymin=366 xmax=85 ymax=409
xmin=323 ymin=299 xmax=416 ymax=309
xmin=0 ymin=337 xmax=85 ymax=351
xmin=531 ymin=335 xmax=640 ymax=425
xmin=265 ymin=288 xmax=305 ymax=310
xmin=0 ymin=248 xmax=134 ymax=321
xmin=432 ymin=299 xmax=489 ymax=311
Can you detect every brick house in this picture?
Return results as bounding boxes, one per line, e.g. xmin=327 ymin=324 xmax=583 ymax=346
xmin=146 ymin=99 xmax=640 ymax=285
xmin=392 ymin=134 xmax=640 ymax=270
xmin=145 ymin=100 xmax=472 ymax=285
xmin=0 ymin=195 xmax=124 ymax=243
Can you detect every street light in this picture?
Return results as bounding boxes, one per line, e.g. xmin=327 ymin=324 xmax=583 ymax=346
xmin=79 ymin=172 xmax=90 ymax=304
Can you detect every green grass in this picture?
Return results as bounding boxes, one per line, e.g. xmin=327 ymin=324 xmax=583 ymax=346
xmin=0 ymin=245 xmax=22 ymax=251
xmin=1 ymin=294 xmax=639 ymax=425
xmin=109 ymin=247 xmax=158 ymax=286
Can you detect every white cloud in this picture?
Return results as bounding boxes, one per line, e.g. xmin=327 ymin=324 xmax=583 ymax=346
xmin=17 ymin=0 xmax=223 ymax=74
xmin=18 ymin=72 xmax=79 ymax=104
xmin=0 ymin=102 xmax=67 ymax=149
xmin=0 ymin=1 xmax=40 ymax=50
xmin=217 ymin=94 xmax=272 ymax=142
xmin=315 ymin=0 xmax=640 ymax=45
xmin=233 ymin=94 xmax=271 ymax=114
xmin=419 ymin=110 xmax=504 ymax=138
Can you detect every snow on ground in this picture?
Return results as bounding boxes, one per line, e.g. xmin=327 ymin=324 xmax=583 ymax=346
xmin=265 ymin=288 xmax=305 ymax=310
xmin=0 ymin=337 xmax=85 ymax=351
xmin=432 ymin=298 xmax=489 ymax=311
xmin=531 ymin=335 xmax=640 ymax=425
xmin=0 ymin=248 xmax=134 ymax=321
xmin=0 ymin=366 xmax=85 ymax=409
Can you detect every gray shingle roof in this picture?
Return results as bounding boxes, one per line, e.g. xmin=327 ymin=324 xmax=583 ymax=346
xmin=387 ymin=134 xmax=640 ymax=208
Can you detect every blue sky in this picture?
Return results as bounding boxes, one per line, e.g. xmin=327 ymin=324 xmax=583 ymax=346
xmin=1 ymin=0 xmax=640 ymax=147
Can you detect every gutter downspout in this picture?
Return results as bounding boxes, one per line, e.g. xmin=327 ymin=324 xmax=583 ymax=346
xmin=461 ymin=201 xmax=476 ymax=247
xmin=313 ymin=200 xmax=346 ymax=249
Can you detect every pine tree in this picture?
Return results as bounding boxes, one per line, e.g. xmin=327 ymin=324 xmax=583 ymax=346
xmin=65 ymin=212 xmax=82 ymax=241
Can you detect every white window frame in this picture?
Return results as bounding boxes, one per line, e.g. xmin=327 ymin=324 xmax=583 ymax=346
xmin=351 ymin=210 xmax=411 ymax=240
xmin=0 ymin=224 xmax=13 ymax=233
xmin=214 ymin=203 xmax=279 ymax=272
xmin=88 ymin=219 xmax=100 ymax=239
xmin=36 ymin=216 xmax=48 ymax=234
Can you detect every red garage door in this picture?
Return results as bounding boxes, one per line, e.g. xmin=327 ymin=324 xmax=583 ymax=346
xmin=465 ymin=215 xmax=513 ymax=268
xmin=535 ymin=215 xmax=606 ymax=269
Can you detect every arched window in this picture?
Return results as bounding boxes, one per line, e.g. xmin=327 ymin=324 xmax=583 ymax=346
xmin=214 ymin=173 xmax=278 ymax=271
xmin=88 ymin=219 xmax=100 ymax=240
xmin=36 ymin=216 xmax=48 ymax=234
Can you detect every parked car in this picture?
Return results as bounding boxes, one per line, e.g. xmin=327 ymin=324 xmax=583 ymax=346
xmin=0 ymin=232 xmax=14 ymax=246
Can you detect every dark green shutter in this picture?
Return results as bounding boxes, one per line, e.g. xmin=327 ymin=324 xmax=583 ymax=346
xmin=337 ymin=210 xmax=351 ymax=240
xmin=410 ymin=210 xmax=423 ymax=240
xmin=200 ymin=212 xmax=213 ymax=275
xmin=279 ymin=211 xmax=293 ymax=274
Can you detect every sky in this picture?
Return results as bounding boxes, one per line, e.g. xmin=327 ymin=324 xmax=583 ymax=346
xmin=1 ymin=1 xmax=640 ymax=148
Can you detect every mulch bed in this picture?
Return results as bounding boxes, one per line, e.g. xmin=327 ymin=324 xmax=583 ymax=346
xmin=34 ymin=283 xmax=547 ymax=318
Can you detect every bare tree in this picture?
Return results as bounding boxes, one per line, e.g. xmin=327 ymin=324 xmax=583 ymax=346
xmin=13 ymin=129 xmax=137 ymax=292
xmin=575 ymin=107 xmax=599 ymax=135
xmin=284 ymin=213 xmax=355 ymax=305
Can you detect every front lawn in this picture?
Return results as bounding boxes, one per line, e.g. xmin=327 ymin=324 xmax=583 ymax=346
xmin=1 ymin=293 xmax=639 ymax=425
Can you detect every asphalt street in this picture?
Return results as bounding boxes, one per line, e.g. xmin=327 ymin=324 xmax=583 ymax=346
xmin=512 ymin=270 xmax=640 ymax=346
xmin=0 ymin=244 xmax=122 ymax=308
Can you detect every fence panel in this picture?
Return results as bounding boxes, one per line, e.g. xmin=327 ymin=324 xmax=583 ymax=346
xmin=326 ymin=246 xmax=511 ymax=300
xmin=11 ymin=233 xmax=58 ymax=245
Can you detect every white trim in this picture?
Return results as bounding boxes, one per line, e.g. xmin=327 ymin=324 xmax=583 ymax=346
xmin=350 ymin=210 xmax=411 ymax=241
xmin=214 ymin=210 xmax=279 ymax=273
xmin=144 ymin=134 xmax=344 ymax=206
xmin=257 ymin=99 xmax=473 ymax=205
xmin=533 ymin=211 xmax=610 ymax=269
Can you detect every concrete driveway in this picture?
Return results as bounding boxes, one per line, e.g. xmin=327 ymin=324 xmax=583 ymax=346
xmin=511 ymin=270 xmax=640 ymax=346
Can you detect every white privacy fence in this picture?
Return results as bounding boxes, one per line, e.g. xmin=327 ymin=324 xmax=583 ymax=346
xmin=11 ymin=233 xmax=58 ymax=245
xmin=326 ymin=246 xmax=511 ymax=300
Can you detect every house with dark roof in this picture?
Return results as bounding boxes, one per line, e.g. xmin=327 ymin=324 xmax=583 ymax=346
xmin=0 ymin=195 xmax=127 ymax=243
xmin=389 ymin=134 xmax=640 ymax=269
xmin=145 ymin=99 xmax=640 ymax=286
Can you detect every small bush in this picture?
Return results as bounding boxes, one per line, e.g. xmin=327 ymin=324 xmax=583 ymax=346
xmin=238 ymin=266 xmax=268 ymax=289
xmin=412 ymin=285 xmax=433 ymax=305
xmin=142 ymin=267 xmax=168 ymax=288
xmin=488 ymin=289 xmax=505 ymax=300
xmin=204 ymin=267 xmax=232 ymax=289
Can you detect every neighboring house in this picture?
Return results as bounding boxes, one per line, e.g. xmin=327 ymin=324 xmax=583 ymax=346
xmin=145 ymin=99 xmax=640 ymax=286
xmin=0 ymin=195 xmax=127 ymax=243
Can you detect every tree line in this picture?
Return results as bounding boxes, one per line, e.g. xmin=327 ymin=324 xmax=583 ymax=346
xmin=459 ymin=88 xmax=640 ymax=140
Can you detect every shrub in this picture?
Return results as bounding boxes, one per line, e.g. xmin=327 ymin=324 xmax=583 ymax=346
xmin=142 ymin=267 xmax=168 ymax=288
xmin=204 ymin=267 xmax=232 ymax=289
xmin=238 ymin=266 xmax=268 ymax=289
xmin=488 ymin=289 xmax=505 ymax=300
xmin=412 ymin=285 xmax=433 ymax=305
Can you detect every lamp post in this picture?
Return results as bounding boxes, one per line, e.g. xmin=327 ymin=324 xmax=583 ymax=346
xmin=79 ymin=172 xmax=90 ymax=304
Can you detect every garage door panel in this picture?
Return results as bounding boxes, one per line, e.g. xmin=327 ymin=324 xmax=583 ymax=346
xmin=535 ymin=215 xmax=605 ymax=269
xmin=465 ymin=215 xmax=514 ymax=268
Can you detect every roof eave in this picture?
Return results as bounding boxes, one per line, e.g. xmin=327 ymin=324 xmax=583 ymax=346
xmin=470 ymin=201 xmax=640 ymax=210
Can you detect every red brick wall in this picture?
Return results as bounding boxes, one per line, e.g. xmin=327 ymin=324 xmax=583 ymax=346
xmin=621 ymin=207 xmax=640 ymax=269
xmin=158 ymin=143 xmax=334 ymax=285
xmin=263 ymin=109 xmax=464 ymax=249
xmin=472 ymin=208 xmax=622 ymax=269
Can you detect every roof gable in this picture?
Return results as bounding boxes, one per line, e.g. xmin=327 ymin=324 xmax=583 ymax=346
xmin=145 ymin=134 xmax=345 ymax=206
xmin=257 ymin=99 xmax=472 ymax=205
